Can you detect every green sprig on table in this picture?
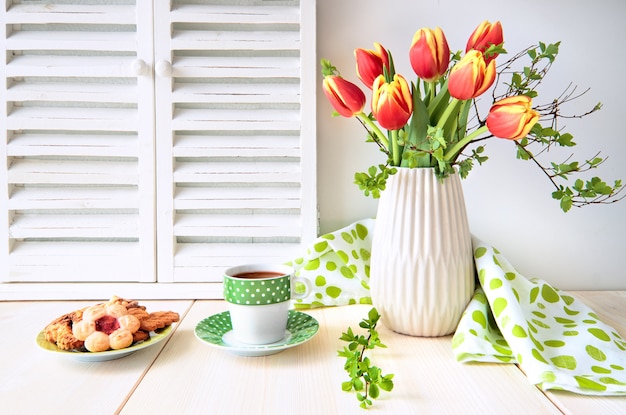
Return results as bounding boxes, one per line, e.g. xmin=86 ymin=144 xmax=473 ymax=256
xmin=338 ymin=308 xmax=394 ymax=409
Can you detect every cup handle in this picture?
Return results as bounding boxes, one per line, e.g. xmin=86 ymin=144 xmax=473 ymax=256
xmin=291 ymin=276 xmax=312 ymax=300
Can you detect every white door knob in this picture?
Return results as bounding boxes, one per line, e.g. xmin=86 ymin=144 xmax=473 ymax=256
xmin=129 ymin=59 xmax=149 ymax=76
xmin=155 ymin=60 xmax=173 ymax=77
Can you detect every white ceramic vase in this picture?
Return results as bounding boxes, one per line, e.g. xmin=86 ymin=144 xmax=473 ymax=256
xmin=370 ymin=167 xmax=475 ymax=337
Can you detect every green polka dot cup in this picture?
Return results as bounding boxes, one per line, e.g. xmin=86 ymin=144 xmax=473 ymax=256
xmin=224 ymin=264 xmax=312 ymax=345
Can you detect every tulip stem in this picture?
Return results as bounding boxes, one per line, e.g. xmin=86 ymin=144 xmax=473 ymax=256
xmin=436 ymin=98 xmax=461 ymax=131
xmin=443 ymin=125 xmax=489 ymax=162
xmin=391 ymin=130 xmax=401 ymax=166
xmin=427 ymin=81 xmax=437 ymax=105
xmin=357 ymin=112 xmax=389 ymax=149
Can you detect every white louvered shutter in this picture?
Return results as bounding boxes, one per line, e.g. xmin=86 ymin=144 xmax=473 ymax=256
xmin=0 ymin=0 xmax=316 ymax=297
xmin=153 ymin=0 xmax=317 ymax=282
xmin=1 ymin=0 xmax=156 ymax=283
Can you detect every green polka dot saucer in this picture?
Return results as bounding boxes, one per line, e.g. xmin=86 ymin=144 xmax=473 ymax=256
xmin=194 ymin=310 xmax=319 ymax=357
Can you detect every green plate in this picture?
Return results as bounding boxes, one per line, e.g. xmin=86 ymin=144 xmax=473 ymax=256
xmin=36 ymin=325 xmax=174 ymax=362
xmin=194 ymin=310 xmax=319 ymax=357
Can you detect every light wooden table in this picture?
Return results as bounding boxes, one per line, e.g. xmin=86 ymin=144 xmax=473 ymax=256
xmin=2 ymin=292 xmax=625 ymax=414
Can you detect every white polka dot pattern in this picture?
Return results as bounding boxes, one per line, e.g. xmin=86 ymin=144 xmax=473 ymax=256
xmin=224 ymin=276 xmax=291 ymax=305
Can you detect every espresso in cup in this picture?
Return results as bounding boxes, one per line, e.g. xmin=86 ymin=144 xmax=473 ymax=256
xmin=224 ymin=263 xmax=311 ymax=345
xmin=233 ymin=271 xmax=284 ymax=280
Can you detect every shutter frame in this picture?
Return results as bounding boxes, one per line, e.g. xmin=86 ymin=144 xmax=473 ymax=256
xmin=0 ymin=0 xmax=317 ymax=298
xmin=1 ymin=0 xmax=156 ymax=284
xmin=155 ymin=0 xmax=316 ymax=283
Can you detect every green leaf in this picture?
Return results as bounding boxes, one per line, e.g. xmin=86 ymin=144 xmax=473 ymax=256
xmin=340 ymin=327 xmax=355 ymax=341
xmin=560 ymin=195 xmax=573 ymax=212
xmin=380 ymin=375 xmax=395 ymax=392
xmin=557 ymin=132 xmax=575 ymax=147
xmin=574 ymin=179 xmax=584 ymax=191
xmin=368 ymin=307 xmax=380 ymax=322
xmin=426 ymin=79 xmax=451 ymax=124
xmin=369 ymin=383 xmax=380 ymax=399
xmin=590 ymin=178 xmax=613 ymax=195
xmin=588 ymin=157 xmax=603 ymax=167
xmin=408 ymin=83 xmax=429 ymax=148
xmin=353 ymin=378 xmax=364 ymax=391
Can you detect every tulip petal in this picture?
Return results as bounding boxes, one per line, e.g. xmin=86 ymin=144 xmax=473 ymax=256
xmin=355 ymin=43 xmax=390 ymax=89
xmin=372 ymin=74 xmax=413 ymax=130
xmin=487 ymin=95 xmax=539 ymax=139
xmin=466 ymin=20 xmax=504 ymax=64
xmin=448 ymin=50 xmax=495 ymax=100
xmin=323 ymin=76 xmax=366 ymax=118
xmin=409 ymin=27 xmax=450 ymax=82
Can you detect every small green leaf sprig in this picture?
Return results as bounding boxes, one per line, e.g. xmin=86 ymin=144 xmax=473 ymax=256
xmin=338 ymin=308 xmax=394 ymax=409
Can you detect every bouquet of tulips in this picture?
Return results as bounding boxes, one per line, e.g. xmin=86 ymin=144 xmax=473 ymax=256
xmin=321 ymin=20 xmax=623 ymax=211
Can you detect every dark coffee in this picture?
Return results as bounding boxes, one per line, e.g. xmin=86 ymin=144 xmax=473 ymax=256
xmin=233 ymin=271 xmax=285 ymax=280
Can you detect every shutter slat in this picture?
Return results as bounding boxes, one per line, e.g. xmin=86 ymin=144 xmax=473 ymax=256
xmin=174 ymin=186 xmax=300 ymax=210
xmin=6 ymin=31 xmax=136 ymax=52
xmin=174 ymin=161 xmax=301 ymax=184
xmin=175 ymin=146 xmax=300 ymax=158
xmin=7 ymin=107 xmax=137 ymax=131
xmin=5 ymin=4 xmax=137 ymax=25
xmin=174 ymin=214 xmax=301 ymax=238
xmin=173 ymin=83 xmax=299 ymax=104
xmin=171 ymin=5 xmax=299 ymax=24
xmin=172 ymin=56 xmax=300 ymax=78
xmin=8 ymin=159 xmax=137 ymax=185
xmin=172 ymin=108 xmax=300 ymax=131
xmin=173 ymin=135 xmax=299 ymax=157
xmin=7 ymin=134 xmax=138 ymax=157
xmin=7 ymin=82 xmax=138 ymax=104
xmin=10 ymin=214 xmax=138 ymax=239
xmin=8 ymin=241 xmax=140 ymax=283
xmin=6 ymin=56 xmax=137 ymax=77
xmin=9 ymin=187 xmax=138 ymax=210
xmin=172 ymin=30 xmax=299 ymax=51
xmin=174 ymin=242 xmax=301 ymax=282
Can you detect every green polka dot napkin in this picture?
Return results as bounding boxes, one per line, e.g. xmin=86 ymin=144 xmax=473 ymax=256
xmin=452 ymin=236 xmax=626 ymax=395
xmin=288 ymin=218 xmax=374 ymax=308
xmin=290 ymin=219 xmax=626 ymax=395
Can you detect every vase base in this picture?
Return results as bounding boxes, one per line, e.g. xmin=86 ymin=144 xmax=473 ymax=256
xmin=378 ymin=309 xmax=465 ymax=337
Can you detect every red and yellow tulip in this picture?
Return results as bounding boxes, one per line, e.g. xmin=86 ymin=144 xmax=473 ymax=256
xmin=322 ymin=75 xmax=367 ymax=118
xmin=466 ymin=20 xmax=503 ymax=64
xmin=409 ymin=27 xmax=450 ymax=82
xmin=486 ymin=95 xmax=539 ymax=140
xmin=448 ymin=50 xmax=496 ymax=100
xmin=371 ymin=74 xmax=413 ymax=130
xmin=355 ymin=42 xmax=390 ymax=89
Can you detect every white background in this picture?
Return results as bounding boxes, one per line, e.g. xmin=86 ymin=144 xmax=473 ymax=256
xmin=315 ymin=0 xmax=626 ymax=289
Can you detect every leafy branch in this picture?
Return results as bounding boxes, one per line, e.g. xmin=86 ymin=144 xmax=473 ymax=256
xmin=490 ymin=41 xmax=624 ymax=211
xmin=338 ymin=308 xmax=394 ymax=409
xmin=346 ymin=38 xmax=623 ymax=212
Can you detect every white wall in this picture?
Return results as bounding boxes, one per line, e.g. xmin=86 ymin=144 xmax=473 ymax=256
xmin=316 ymin=0 xmax=626 ymax=290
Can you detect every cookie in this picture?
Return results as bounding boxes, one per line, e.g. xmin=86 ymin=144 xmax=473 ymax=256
xmin=132 ymin=330 xmax=150 ymax=343
xmin=139 ymin=311 xmax=180 ymax=332
xmin=55 ymin=322 xmax=85 ymax=351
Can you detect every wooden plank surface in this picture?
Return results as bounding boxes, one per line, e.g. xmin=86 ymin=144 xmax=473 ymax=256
xmin=3 ymin=293 xmax=626 ymax=414
xmin=120 ymin=302 xmax=562 ymax=415
xmin=0 ymin=300 xmax=193 ymax=415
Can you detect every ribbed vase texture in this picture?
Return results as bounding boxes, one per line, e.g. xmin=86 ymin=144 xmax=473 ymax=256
xmin=370 ymin=168 xmax=475 ymax=337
